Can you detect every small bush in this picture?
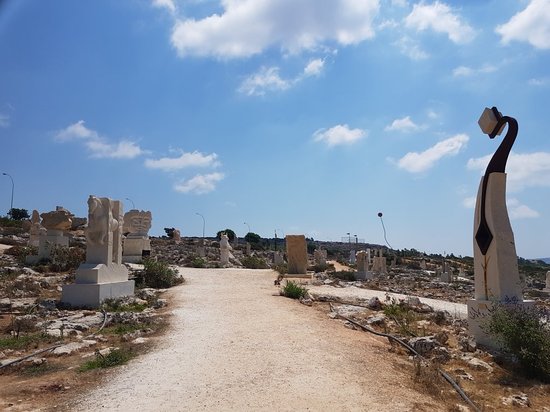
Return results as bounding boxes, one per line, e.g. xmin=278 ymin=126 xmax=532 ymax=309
xmin=281 ymin=280 xmax=307 ymax=299
xmin=135 ymin=259 xmax=183 ymax=289
xmin=189 ymin=256 xmax=207 ymax=268
xmin=241 ymin=256 xmax=268 ymax=269
xmin=273 ymin=263 xmax=288 ymax=275
xmin=484 ymin=303 xmax=550 ymax=381
xmin=101 ymin=298 xmax=147 ymax=313
xmin=0 ymin=333 xmax=56 ymax=350
xmin=79 ymin=348 xmax=134 ymax=371
xmin=4 ymin=245 xmax=37 ymax=264
xmin=48 ymin=245 xmax=85 ymax=272
xmin=332 ymin=271 xmax=357 ymax=281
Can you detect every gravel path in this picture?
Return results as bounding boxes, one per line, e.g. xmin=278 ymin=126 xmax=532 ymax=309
xmin=73 ymin=268 xmax=443 ymax=411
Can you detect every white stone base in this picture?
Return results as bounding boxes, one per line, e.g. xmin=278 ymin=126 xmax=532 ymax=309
xmin=75 ymin=263 xmax=129 ymax=284
xmin=61 ymin=280 xmax=135 ymax=308
xmin=467 ymin=299 xmax=535 ymax=348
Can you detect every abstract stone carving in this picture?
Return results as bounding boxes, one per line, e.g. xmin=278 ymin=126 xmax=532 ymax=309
xmin=122 ymin=209 xmax=152 ymax=263
xmin=467 ymin=107 xmax=534 ymax=347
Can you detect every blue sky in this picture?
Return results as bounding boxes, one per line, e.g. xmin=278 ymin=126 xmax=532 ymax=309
xmin=1 ymin=0 xmax=549 ymax=258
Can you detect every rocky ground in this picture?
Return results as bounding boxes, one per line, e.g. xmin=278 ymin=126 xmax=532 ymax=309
xmin=0 ymin=226 xmax=549 ymax=411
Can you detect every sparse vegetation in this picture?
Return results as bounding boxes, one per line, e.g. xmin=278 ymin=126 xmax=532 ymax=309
xmin=101 ymin=298 xmax=147 ymax=313
xmin=281 ymin=280 xmax=307 ymax=299
xmin=0 ymin=333 xmax=56 ymax=350
xmin=48 ymin=245 xmax=85 ymax=272
xmin=79 ymin=348 xmax=134 ymax=371
xmin=484 ymin=303 xmax=550 ymax=381
xmin=135 ymin=258 xmax=183 ymax=289
xmin=331 ymin=270 xmax=356 ymax=281
xmin=189 ymin=256 xmax=207 ymax=268
xmin=241 ymin=255 xmax=268 ymax=269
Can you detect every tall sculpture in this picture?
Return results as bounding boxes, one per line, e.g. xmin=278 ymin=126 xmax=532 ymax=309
xmin=62 ymin=195 xmax=134 ymax=307
xmin=122 ymin=209 xmax=152 ymax=263
xmin=467 ymin=107 xmax=533 ymax=346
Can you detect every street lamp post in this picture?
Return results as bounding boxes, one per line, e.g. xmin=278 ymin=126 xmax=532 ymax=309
xmin=195 ymin=212 xmax=205 ymax=239
xmin=2 ymin=172 xmax=14 ymax=215
xmin=125 ymin=197 xmax=136 ymax=210
xmin=244 ymin=222 xmax=250 ymax=234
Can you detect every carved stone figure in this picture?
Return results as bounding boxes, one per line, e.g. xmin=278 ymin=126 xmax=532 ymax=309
xmin=220 ymin=233 xmax=233 ymax=265
xmin=467 ymin=107 xmax=534 ymax=347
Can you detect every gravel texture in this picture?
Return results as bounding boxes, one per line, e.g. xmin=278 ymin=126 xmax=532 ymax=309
xmin=73 ymin=268 xmax=442 ymax=411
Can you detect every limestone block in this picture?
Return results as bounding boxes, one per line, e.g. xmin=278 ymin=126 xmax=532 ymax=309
xmin=286 ymin=235 xmax=307 ymax=274
xmin=74 ymin=263 xmax=129 ymax=284
xmin=473 ymin=173 xmax=522 ymax=301
xmin=478 ymin=107 xmax=504 ymax=136
xmin=273 ymin=251 xmax=284 ymax=265
xmin=40 ymin=210 xmax=72 ymax=231
xmin=61 ymin=280 xmax=135 ymax=308
xmin=349 ymin=250 xmax=356 ymax=264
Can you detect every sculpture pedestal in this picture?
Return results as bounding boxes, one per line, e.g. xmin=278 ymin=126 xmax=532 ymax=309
xmin=61 ymin=263 xmax=134 ymax=308
xmin=122 ymin=237 xmax=151 ymax=263
xmin=356 ymin=271 xmax=374 ymax=281
xmin=62 ymin=280 xmax=135 ymax=308
xmin=467 ymin=299 xmax=535 ymax=348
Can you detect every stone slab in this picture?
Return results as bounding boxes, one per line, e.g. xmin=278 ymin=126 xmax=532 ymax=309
xmin=61 ymin=280 xmax=135 ymax=308
xmin=75 ymin=263 xmax=129 ymax=284
xmin=286 ymin=235 xmax=307 ymax=275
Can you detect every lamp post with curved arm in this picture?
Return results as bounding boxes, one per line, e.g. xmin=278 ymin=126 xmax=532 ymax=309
xmin=195 ymin=212 xmax=205 ymax=239
xmin=2 ymin=172 xmax=14 ymax=215
xmin=125 ymin=197 xmax=136 ymax=210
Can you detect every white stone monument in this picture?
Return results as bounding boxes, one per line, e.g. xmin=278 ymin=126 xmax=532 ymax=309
xmin=122 ymin=209 xmax=152 ymax=263
xmin=220 ymin=233 xmax=233 ymax=265
xmin=467 ymin=107 xmax=534 ymax=347
xmin=62 ymin=195 xmax=134 ymax=308
xmin=28 ymin=209 xmax=44 ymax=247
xmin=349 ymin=250 xmax=356 ymax=264
xmin=245 ymin=242 xmax=252 ymax=256
xmin=543 ymin=271 xmax=550 ymax=293
xmin=273 ymin=251 xmax=284 ymax=265
xmin=420 ymin=259 xmax=427 ymax=270
xmin=314 ymin=248 xmax=327 ymax=266
xmin=440 ymin=261 xmax=452 ymax=283
xmin=197 ymin=238 xmax=206 ymax=257
xmin=26 ymin=208 xmax=72 ymax=264
xmin=356 ymin=250 xmax=373 ymax=280
xmin=286 ymin=235 xmax=307 ymax=274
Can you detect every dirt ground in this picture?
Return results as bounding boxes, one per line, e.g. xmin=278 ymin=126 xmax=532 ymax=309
xmin=68 ymin=268 xmax=444 ymax=412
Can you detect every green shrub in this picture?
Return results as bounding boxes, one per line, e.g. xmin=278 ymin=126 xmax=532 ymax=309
xmin=281 ymin=280 xmax=307 ymax=299
xmin=273 ymin=263 xmax=288 ymax=275
xmin=189 ymin=256 xmax=207 ymax=268
xmin=484 ymin=303 xmax=550 ymax=381
xmin=241 ymin=256 xmax=268 ymax=269
xmin=135 ymin=258 xmax=183 ymax=289
xmin=332 ymin=270 xmax=357 ymax=281
xmin=4 ymin=245 xmax=37 ymax=264
xmin=48 ymin=245 xmax=85 ymax=272
xmin=101 ymin=298 xmax=147 ymax=313
xmin=0 ymin=333 xmax=56 ymax=350
xmin=79 ymin=348 xmax=134 ymax=371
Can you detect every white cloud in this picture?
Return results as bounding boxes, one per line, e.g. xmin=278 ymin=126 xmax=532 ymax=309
xmin=303 ymin=58 xmax=324 ymax=77
xmin=174 ymin=172 xmax=225 ymax=194
xmin=467 ymin=151 xmax=550 ymax=192
xmin=452 ymin=64 xmax=497 ymax=77
xmin=496 ymin=0 xmax=550 ymax=49
xmin=238 ymin=67 xmax=290 ymax=96
xmin=384 ymin=116 xmax=420 ymax=132
xmin=427 ymin=109 xmax=438 ymax=119
xmin=0 ymin=113 xmax=10 ymax=128
xmin=394 ymin=36 xmax=429 ymax=60
xmin=239 ymin=59 xmax=326 ymax=96
xmin=145 ymin=150 xmax=220 ymax=171
xmin=170 ymin=0 xmax=380 ymax=58
xmin=55 ymin=120 xmax=144 ymax=159
xmin=462 ymin=196 xmax=476 ymax=209
xmin=391 ymin=0 xmax=408 ymax=7
xmin=313 ymin=124 xmax=367 ymax=147
xmin=152 ymin=0 xmax=176 ymax=14
xmin=405 ymin=1 xmax=475 ymax=44
xmin=507 ymin=198 xmax=540 ymax=219
xmin=529 ymin=77 xmax=549 ymax=86
xmin=397 ymin=134 xmax=469 ymax=173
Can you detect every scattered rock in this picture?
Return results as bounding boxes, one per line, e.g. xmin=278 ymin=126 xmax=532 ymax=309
xmin=434 ymin=330 xmax=449 ymax=345
xmin=454 ymin=368 xmax=474 ymax=381
xmin=153 ymin=299 xmax=168 ymax=309
xmin=365 ymin=314 xmax=386 ymax=326
xmin=432 ymin=346 xmax=451 ymax=363
xmin=458 ymin=336 xmax=477 ymax=352
xmin=502 ymin=393 xmax=530 ymax=408
xmin=467 ymin=357 xmax=493 ymax=372
xmin=409 ymin=336 xmax=437 ymax=356
xmin=367 ymin=297 xmax=382 ymax=310
xmin=132 ymin=337 xmax=149 ymax=344
xmin=52 ymin=340 xmax=97 ymax=356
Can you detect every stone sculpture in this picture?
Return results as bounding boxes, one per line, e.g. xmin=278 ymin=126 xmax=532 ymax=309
xmin=356 ymin=250 xmax=373 ymax=280
xmin=26 ymin=208 xmax=72 ymax=263
xmin=273 ymin=251 xmax=284 ymax=265
xmin=28 ymin=209 xmax=44 ymax=247
xmin=286 ymin=235 xmax=307 ymax=274
xmin=220 ymin=233 xmax=233 ymax=265
xmin=467 ymin=107 xmax=534 ymax=347
xmin=62 ymin=195 xmax=134 ymax=307
xmin=122 ymin=209 xmax=152 ymax=263
xmin=314 ymin=248 xmax=327 ymax=266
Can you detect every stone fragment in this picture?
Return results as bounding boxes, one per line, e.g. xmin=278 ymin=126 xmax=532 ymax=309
xmin=409 ymin=336 xmax=437 ymax=356
xmin=502 ymin=393 xmax=530 ymax=408
xmin=467 ymin=357 xmax=493 ymax=372
xmin=52 ymin=340 xmax=97 ymax=356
